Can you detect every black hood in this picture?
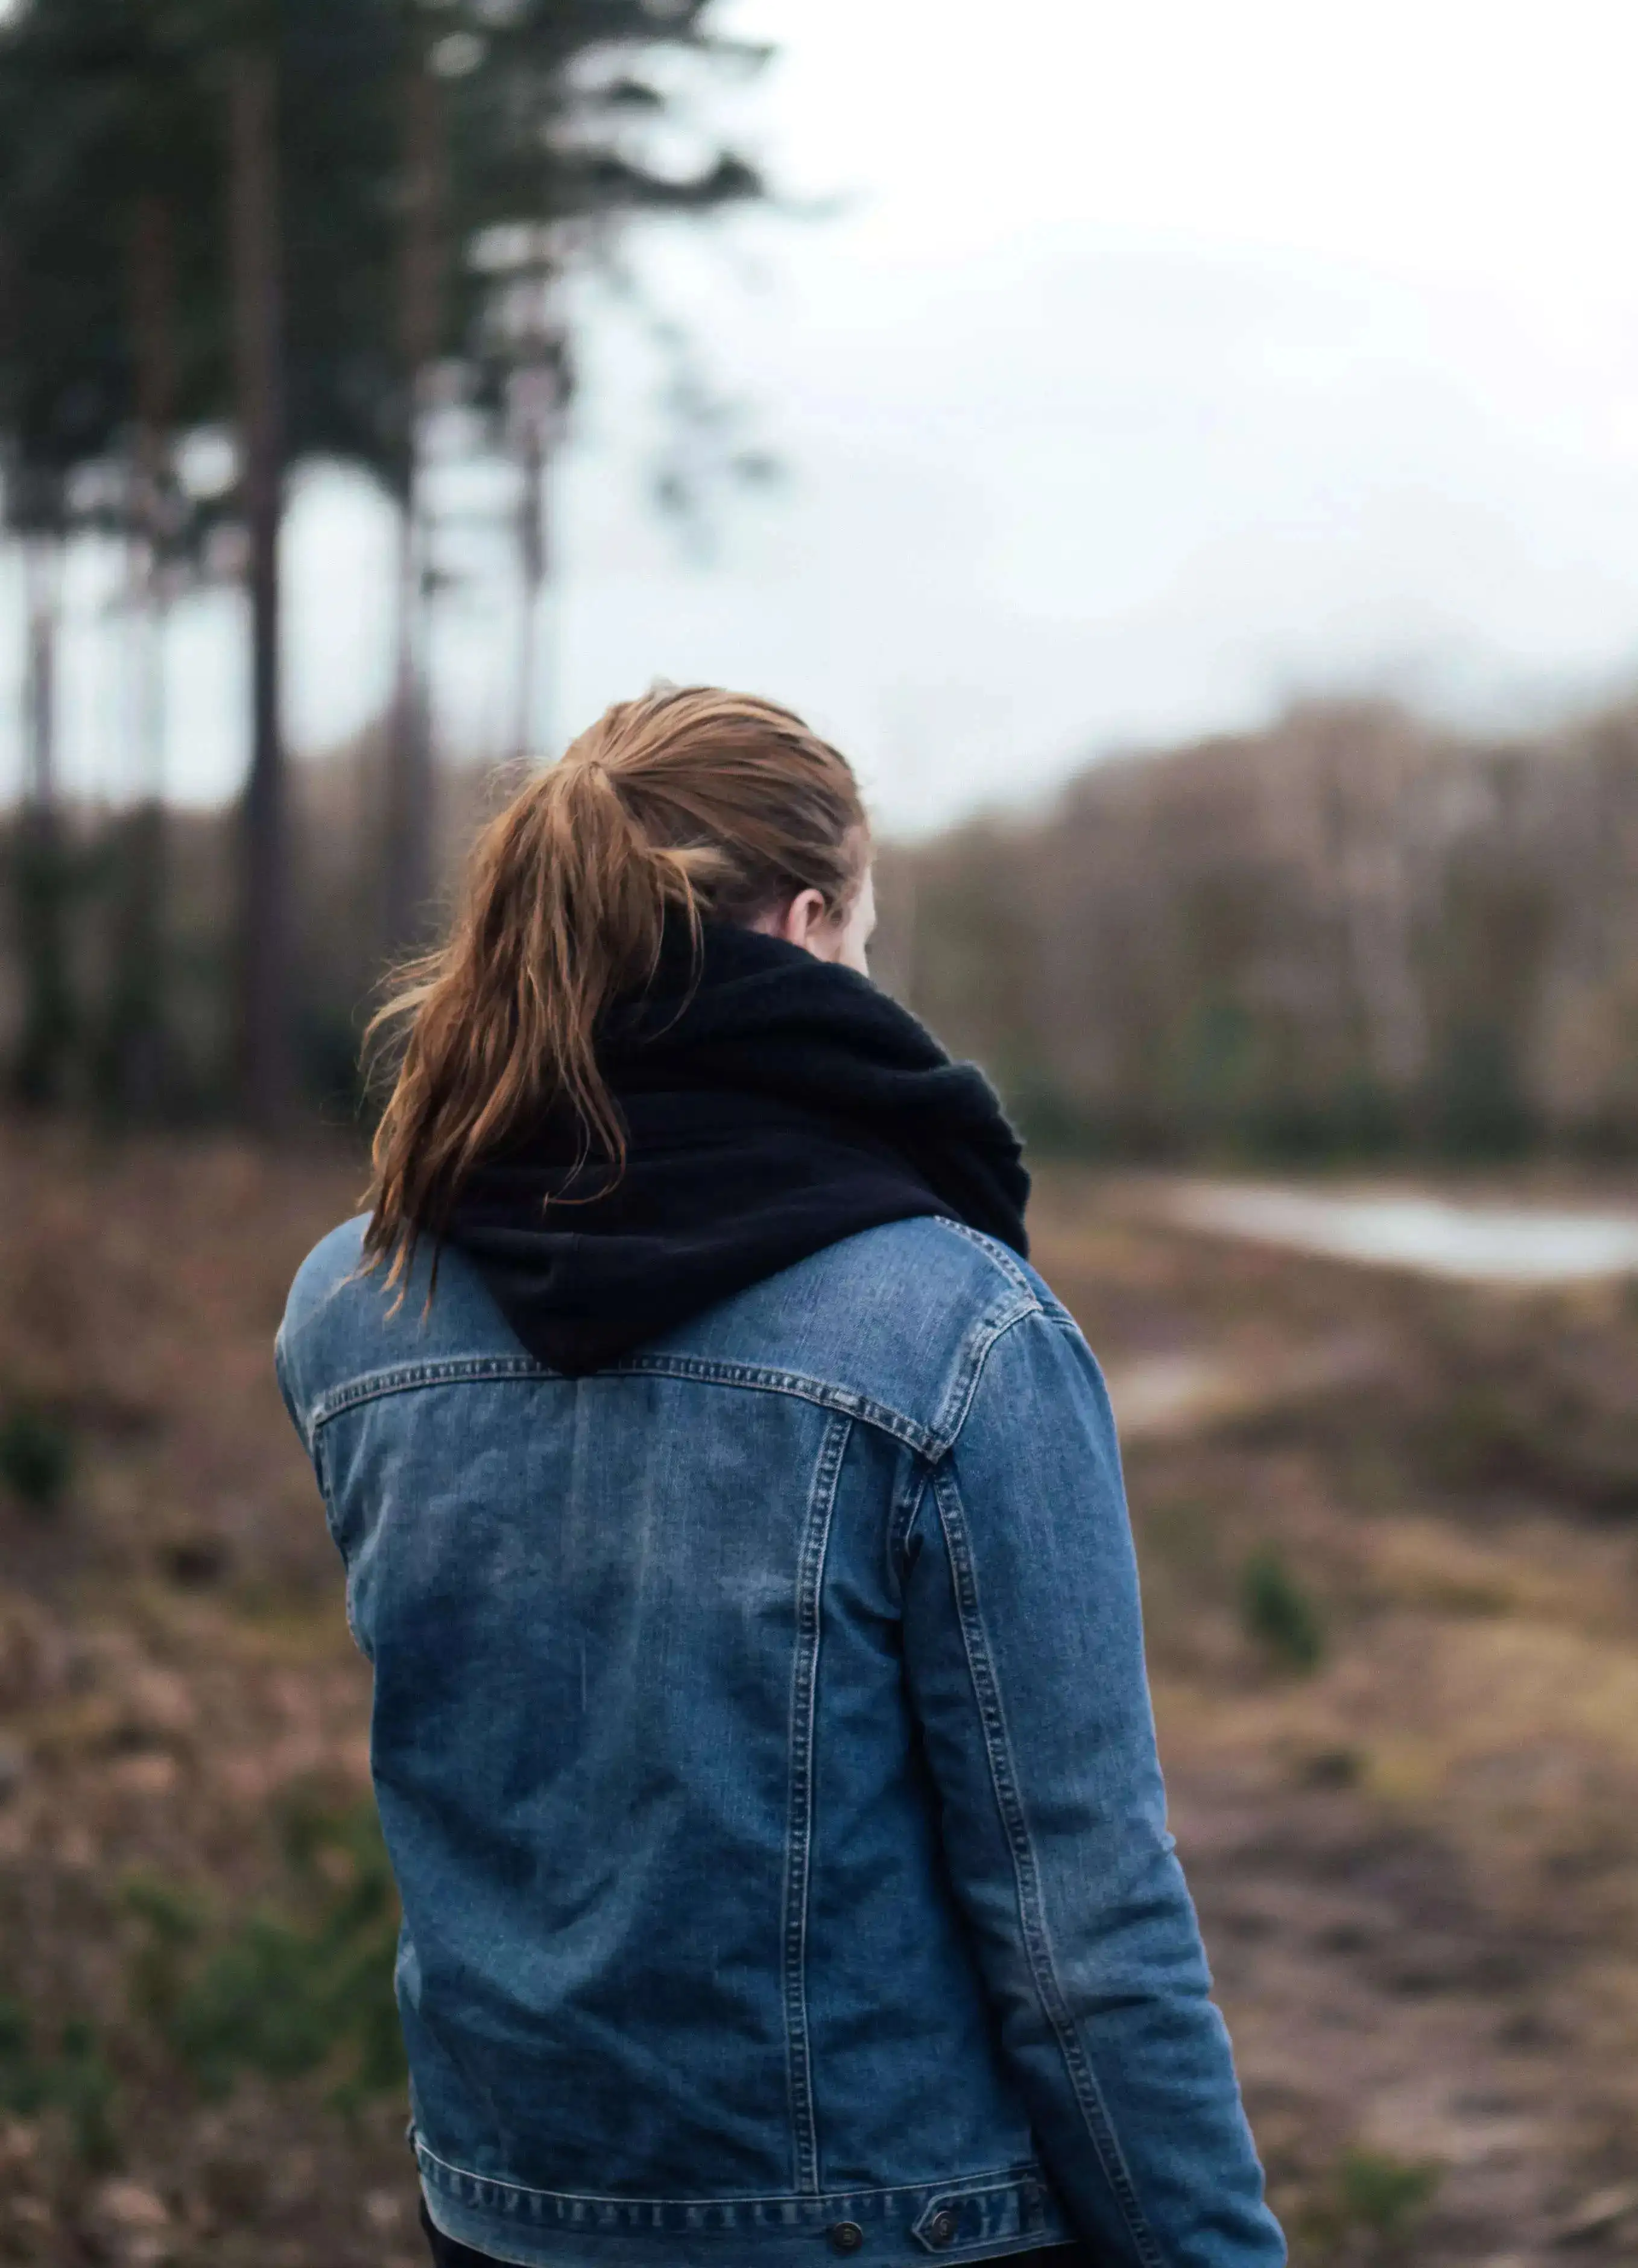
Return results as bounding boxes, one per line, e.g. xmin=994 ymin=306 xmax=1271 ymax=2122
xmin=447 ymin=921 xmax=1029 ymax=1375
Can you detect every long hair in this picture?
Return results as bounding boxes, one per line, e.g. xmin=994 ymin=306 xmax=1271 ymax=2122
xmin=362 ymin=686 xmax=868 ymax=1288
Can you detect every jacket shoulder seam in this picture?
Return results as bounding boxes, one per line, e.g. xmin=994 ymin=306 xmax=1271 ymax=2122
xmin=921 ymin=1217 xmax=1037 ymax=1300
xmin=912 ymin=1224 xmax=1044 ymax=1453
xmin=932 ymin=1302 xmax=1040 ymax=1456
xmin=276 ymin=1249 xmax=373 ymax=1451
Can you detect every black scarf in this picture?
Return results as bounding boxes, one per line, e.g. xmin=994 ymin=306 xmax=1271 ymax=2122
xmin=447 ymin=922 xmax=1029 ymax=1375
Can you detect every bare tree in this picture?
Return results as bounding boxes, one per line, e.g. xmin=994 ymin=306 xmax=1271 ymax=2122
xmin=13 ymin=527 xmax=72 ymax=1105
xmin=504 ymin=302 xmax=571 ymax=767
xmin=228 ymin=44 xmax=291 ymax=1128
xmin=100 ymin=188 xmax=179 ymax=1113
xmin=381 ymin=41 xmax=446 ymax=955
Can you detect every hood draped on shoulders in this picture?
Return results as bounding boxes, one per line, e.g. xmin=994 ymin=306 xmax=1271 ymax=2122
xmin=445 ymin=921 xmax=1029 ymax=1375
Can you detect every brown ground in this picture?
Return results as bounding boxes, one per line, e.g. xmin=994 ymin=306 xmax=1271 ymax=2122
xmin=3 ymin=1125 xmax=1638 ymax=2265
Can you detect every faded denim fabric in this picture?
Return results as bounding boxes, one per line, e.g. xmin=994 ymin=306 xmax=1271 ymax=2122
xmin=276 ymin=1216 xmax=1283 ymax=2268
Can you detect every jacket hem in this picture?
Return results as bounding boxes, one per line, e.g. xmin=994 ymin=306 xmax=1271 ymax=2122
xmin=414 ymin=2140 xmax=1075 ymax=2267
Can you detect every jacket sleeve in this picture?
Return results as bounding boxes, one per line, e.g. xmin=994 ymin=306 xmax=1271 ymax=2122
xmin=900 ymin=1305 xmax=1284 ymax=2268
xmin=273 ymin=1317 xmax=318 ymax=1475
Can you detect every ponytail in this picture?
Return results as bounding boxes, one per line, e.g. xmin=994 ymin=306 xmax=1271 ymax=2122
xmin=362 ymin=686 xmax=867 ymax=1288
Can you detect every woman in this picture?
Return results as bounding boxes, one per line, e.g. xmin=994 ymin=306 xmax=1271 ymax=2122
xmin=277 ymin=688 xmax=1283 ymax=2268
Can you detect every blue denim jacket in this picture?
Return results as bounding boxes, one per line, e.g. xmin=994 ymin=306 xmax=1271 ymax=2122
xmin=276 ymin=1214 xmax=1283 ymax=2268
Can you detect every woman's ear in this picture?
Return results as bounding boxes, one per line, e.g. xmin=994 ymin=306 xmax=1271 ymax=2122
xmin=784 ymin=890 xmax=834 ymax=954
xmin=759 ymin=889 xmax=833 ymax=956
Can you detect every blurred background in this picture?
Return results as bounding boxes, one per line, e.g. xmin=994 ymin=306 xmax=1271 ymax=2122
xmin=5 ymin=2 xmax=1638 ymax=2262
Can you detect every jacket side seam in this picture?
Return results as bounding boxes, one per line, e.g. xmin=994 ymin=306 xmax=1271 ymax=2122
xmin=930 ymin=1465 xmax=1168 ymax=2268
xmin=308 ymin=1355 xmax=939 ymax=1458
xmin=783 ymin=1412 xmax=850 ymax=2195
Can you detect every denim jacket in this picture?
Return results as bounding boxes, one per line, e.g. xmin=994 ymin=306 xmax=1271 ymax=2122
xmin=276 ymin=1215 xmax=1283 ymax=2268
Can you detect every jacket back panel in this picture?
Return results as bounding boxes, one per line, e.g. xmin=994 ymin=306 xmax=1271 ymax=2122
xmin=282 ymin=1217 xmax=1039 ymax=2201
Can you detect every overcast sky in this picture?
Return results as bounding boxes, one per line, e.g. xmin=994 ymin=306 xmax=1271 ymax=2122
xmin=7 ymin=0 xmax=1638 ymax=832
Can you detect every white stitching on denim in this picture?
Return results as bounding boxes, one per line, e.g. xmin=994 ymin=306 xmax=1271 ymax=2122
xmin=888 ymin=1459 xmax=934 ymax=1605
xmin=309 ymin=1354 xmax=942 ymax=1459
xmin=929 ymin=1301 xmax=1038 ymax=1454
xmin=925 ymin=1219 xmax=1038 ymax=1302
xmin=311 ymin=1431 xmax=365 ymax=1652
xmin=302 ymin=1228 xmax=1040 ymax=1462
xmin=909 ymin=2174 xmax=1054 ymax=2254
xmin=411 ymin=2133 xmax=1047 ymax=2211
xmin=782 ymin=1411 xmax=850 ymax=2194
xmin=622 ymin=1357 xmax=935 ymax=1454
xmin=312 ymin=1355 xmax=550 ymax=1424
xmin=930 ymin=1465 xmax=1168 ymax=2268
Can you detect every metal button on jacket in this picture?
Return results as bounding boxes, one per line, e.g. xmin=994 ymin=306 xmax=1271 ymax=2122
xmin=928 ymin=2210 xmax=961 ymax=2247
xmin=829 ymin=2223 xmax=864 ymax=2255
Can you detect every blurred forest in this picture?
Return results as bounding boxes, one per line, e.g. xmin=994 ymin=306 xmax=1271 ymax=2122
xmin=876 ymin=694 xmax=1638 ymax=1162
xmin=0 ymin=0 xmax=771 ymax=1127
xmin=12 ymin=689 xmax=1638 ymax=1159
xmin=5 ymin=4 xmax=1638 ymax=1164
xmin=0 ymin=733 xmax=505 ymax=1121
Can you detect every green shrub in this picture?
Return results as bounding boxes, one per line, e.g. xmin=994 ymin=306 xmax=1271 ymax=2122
xmin=126 ymin=1794 xmax=403 ymax=2110
xmin=0 ymin=1995 xmax=119 ymax=2166
xmin=0 ymin=1994 xmax=45 ymax=2116
xmin=1301 ymin=2145 xmax=1442 ymax=2259
xmin=1240 ymin=1545 xmax=1325 ymax=1673
xmin=1335 ymin=2148 xmax=1441 ymax=2237
xmin=0 ymin=1404 xmax=74 ymax=1513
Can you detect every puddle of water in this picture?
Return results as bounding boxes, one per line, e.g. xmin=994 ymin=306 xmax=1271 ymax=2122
xmin=1105 ymin=1352 xmax=1233 ymax=1436
xmin=1165 ymin=1183 xmax=1638 ymax=1285
xmin=1107 ymin=1337 xmax=1380 ymax=1436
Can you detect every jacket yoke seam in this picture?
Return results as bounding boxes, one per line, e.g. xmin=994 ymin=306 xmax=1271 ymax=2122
xmin=783 ymin=1411 xmax=850 ymax=2194
xmin=306 ymin=1354 xmax=942 ymax=1458
xmin=929 ymin=1463 xmax=1168 ymax=2268
xmin=303 ymin=1334 xmax=1043 ymax=1466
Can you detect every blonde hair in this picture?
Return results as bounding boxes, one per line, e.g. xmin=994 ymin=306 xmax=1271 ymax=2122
xmin=362 ymin=686 xmax=868 ymax=1287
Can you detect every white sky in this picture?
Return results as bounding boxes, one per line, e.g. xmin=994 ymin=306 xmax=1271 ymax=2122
xmin=7 ymin=0 xmax=1638 ymax=831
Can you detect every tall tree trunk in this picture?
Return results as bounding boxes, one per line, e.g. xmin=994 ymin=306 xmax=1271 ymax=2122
xmin=384 ymin=496 xmax=434 ymax=951
xmin=383 ymin=57 xmax=444 ymax=955
xmin=103 ymin=191 xmax=177 ymax=1118
xmin=14 ymin=534 xmax=72 ymax=1106
xmin=513 ymin=391 xmax=546 ymax=765
xmin=508 ymin=335 xmax=566 ymax=766
xmin=23 ymin=540 xmax=57 ymax=816
xmin=229 ymin=47 xmax=292 ymax=1127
